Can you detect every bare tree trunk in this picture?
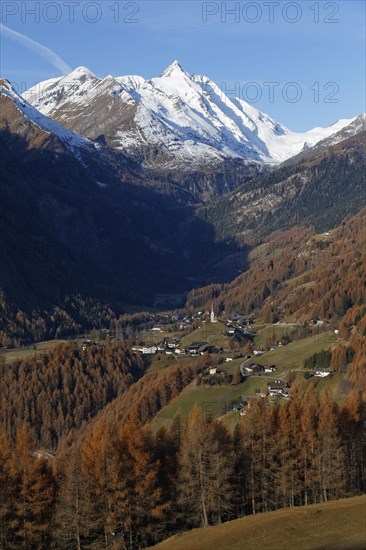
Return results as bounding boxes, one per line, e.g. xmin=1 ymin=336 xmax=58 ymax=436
xmin=251 ymin=457 xmax=256 ymax=514
xmin=199 ymin=449 xmax=208 ymax=527
xmin=201 ymin=492 xmax=208 ymax=527
xmin=304 ymin=445 xmax=308 ymax=506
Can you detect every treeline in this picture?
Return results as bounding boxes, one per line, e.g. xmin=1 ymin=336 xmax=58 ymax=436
xmin=304 ymin=350 xmax=332 ymax=370
xmin=0 ymin=385 xmax=365 ymax=549
xmin=304 ymin=347 xmax=356 ymax=372
xmin=0 ymin=342 xmax=144 ymax=448
xmin=77 ymin=360 xmax=201 ymax=433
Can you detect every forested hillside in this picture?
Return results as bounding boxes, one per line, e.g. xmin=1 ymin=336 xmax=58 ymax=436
xmin=0 ymin=378 xmax=364 ymax=549
xmin=0 ymin=341 xmax=204 ymax=452
xmin=0 ymin=342 xmax=144 ymax=448
xmin=188 ymin=208 xmax=366 ymax=324
xmin=203 ymin=132 xmax=366 ymax=243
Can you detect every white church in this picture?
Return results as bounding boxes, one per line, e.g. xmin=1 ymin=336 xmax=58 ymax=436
xmin=210 ymin=304 xmax=217 ymax=323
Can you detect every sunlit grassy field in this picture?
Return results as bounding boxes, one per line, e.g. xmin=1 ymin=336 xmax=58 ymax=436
xmin=256 ymin=331 xmax=338 ymax=372
xmin=151 ymin=329 xmax=343 ymax=431
xmin=254 ymin=324 xmax=298 ymax=348
xmin=148 ymin=495 xmax=366 ymax=550
xmin=180 ymin=322 xmax=229 ymax=348
xmin=1 ymin=339 xmax=67 ymax=364
xmin=150 ymin=380 xmax=249 ymax=430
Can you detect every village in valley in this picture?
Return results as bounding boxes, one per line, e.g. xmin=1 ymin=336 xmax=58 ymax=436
xmin=1 ymin=301 xmax=339 ymax=427
xmin=107 ymin=303 xmax=339 ymax=423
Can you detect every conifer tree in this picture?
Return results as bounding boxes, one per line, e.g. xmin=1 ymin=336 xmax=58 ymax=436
xmin=11 ymin=425 xmax=55 ymax=549
xmin=0 ymin=428 xmax=14 ymax=548
xmin=300 ymin=385 xmax=320 ymax=505
xmin=318 ymin=389 xmax=345 ymax=501
xmin=177 ymin=406 xmax=234 ymax=527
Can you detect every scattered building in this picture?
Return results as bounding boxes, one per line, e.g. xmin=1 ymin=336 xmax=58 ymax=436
xmin=314 ymin=368 xmax=331 ymax=378
xmin=81 ymin=339 xmax=97 ymax=351
xmin=188 ymin=341 xmax=210 ymax=355
xmin=265 ymin=365 xmax=276 ymax=373
xmin=268 ymin=379 xmax=286 ymax=396
xmin=32 ymin=450 xmax=55 ymax=461
xmin=164 ymin=337 xmax=179 ymax=349
xmin=245 ymin=363 xmax=265 ymax=374
xmin=132 ymin=345 xmax=158 ymax=355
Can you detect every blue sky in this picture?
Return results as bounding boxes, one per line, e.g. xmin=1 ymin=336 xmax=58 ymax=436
xmin=1 ymin=0 xmax=365 ymax=130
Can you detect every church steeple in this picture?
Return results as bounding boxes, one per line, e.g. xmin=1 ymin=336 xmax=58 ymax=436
xmin=210 ymin=303 xmax=217 ymax=323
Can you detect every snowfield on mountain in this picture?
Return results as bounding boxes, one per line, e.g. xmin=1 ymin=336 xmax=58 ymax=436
xmin=23 ymin=61 xmax=356 ymax=169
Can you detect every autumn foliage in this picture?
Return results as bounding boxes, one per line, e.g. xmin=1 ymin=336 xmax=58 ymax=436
xmin=0 ymin=382 xmax=365 ymax=549
xmin=187 ymin=208 xmax=366 ymax=323
xmin=0 ymin=342 xmax=144 ymax=448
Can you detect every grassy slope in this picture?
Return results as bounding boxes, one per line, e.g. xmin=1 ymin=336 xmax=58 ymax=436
xmin=148 ymin=495 xmax=366 ymax=550
xmin=1 ymin=339 xmax=67 ymax=364
xmin=255 ymin=332 xmax=338 ymax=372
xmin=146 ymin=355 xmax=200 ymax=374
xmin=137 ymin=329 xmax=182 ymax=345
xmin=150 ymin=381 xmax=247 ymax=429
xmin=151 ymin=330 xmax=344 ymax=430
xmin=254 ymin=324 xmax=298 ymax=348
xmin=180 ymin=322 xmax=229 ymax=348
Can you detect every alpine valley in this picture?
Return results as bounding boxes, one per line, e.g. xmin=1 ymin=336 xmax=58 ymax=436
xmin=0 ymin=63 xmax=365 ymax=342
xmin=0 ymin=59 xmax=366 ymax=550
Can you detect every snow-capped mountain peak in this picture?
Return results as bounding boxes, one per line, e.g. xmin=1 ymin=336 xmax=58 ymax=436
xmin=161 ymin=59 xmax=186 ymax=77
xmin=23 ymin=63 xmax=358 ymax=169
xmin=68 ymin=66 xmax=96 ymax=78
